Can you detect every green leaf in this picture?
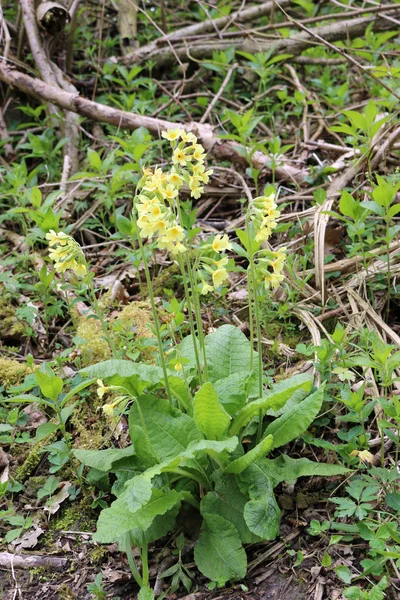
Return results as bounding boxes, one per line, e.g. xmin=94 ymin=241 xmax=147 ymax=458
xmin=249 ymin=455 xmax=350 ymax=486
xmin=200 ymin=471 xmax=260 ymax=544
xmin=60 ymin=378 xmax=97 ymax=408
xmin=339 ymin=191 xmax=357 ymax=219
xmin=129 ymin=396 xmax=202 ymax=462
xmin=87 ymin=148 xmax=102 ymax=171
xmin=138 ymin=588 xmax=155 ymax=600
xmin=35 ymin=422 xmax=59 ymax=441
xmin=244 ymin=492 xmax=280 ymax=540
xmin=74 ymin=446 xmax=136 ymax=472
xmin=205 ymin=325 xmax=256 ymax=382
xmin=180 ymin=325 xmax=257 ymax=384
xmin=193 ymin=382 xmax=231 ymax=440
xmin=213 ymin=372 xmax=250 ymax=415
xmin=263 ymin=385 xmax=325 ymax=448
xmin=225 ymin=435 xmax=273 ymax=474
xmin=386 ymin=492 xmax=400 ymax=512
xmin=94 ymin=489 xmax=187 ymax=543
xmin=116 ymin=214 xmax=134 ymax=236
xmin=335 ymin=565 xmax=352 ymax=584
xmin=230 ymin=373 xmax=313 ymax=435
xmin=194 ymin=513 xmax=247 ymax=585
xmin=35 ymin=370 xmax=63 ymax=401
xmin=80 ymin=360 xmax=168 ymax=385
xmin=124 ymin=437 xmax=239 ymax=512
xmin=4 ymin=394 xmax=54 ymax=408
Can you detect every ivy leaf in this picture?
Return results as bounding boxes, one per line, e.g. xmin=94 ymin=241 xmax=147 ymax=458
xmin=263 ymin=385 xmax=325 ymax=448
xmin=193 ymin=382 xmax=231 ymax=440
xmin=194 ymin=513 xmax=247 ymax=585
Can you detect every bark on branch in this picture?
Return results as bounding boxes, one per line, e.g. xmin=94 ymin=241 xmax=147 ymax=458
xmin=0 ymin=63 xmax=307 ymax=183
xmin=124 ymin=10 xmax=400 ymax=67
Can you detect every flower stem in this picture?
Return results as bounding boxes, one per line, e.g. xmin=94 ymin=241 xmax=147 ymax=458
xmin=135 ymin=235 xmax=174 ymax=406
xmin=177 ymin=254 xmax=203 ymax=385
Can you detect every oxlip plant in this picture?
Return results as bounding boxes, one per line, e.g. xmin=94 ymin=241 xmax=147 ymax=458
xmin=38 ymin=130 xmax=349 ymax=598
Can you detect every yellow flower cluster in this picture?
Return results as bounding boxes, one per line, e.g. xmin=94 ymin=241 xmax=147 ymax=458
xmin=199 ymin=234 xmax=233 ymax=294
xmin=256 ymin=248 xmax=287 ymax=290
xmin=134 ymin=129 xmax=213 ymax=254
xmin=46 ymin=230 xmax=87 ymax=277
xmin=250 ymin=193 xmax=280 ymax=243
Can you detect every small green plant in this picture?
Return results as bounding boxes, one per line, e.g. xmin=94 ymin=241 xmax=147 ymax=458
xmin=87 ymin=572 xmax=107 ymax=600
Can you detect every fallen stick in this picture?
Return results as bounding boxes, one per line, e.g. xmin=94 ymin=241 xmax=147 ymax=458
xmin=124 ymin=11 xmax=400 ymax=66
xmin=0 ymin=552 xmax=68 ymax=571
xmin=0 ymin=63 xmax=307 ymax=183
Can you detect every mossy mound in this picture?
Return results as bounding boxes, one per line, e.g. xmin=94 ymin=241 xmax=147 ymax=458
xmin=0 ymin=298 xmax=25 ymax=339
xmin=0 ymin=357 xmax=32 ymax=387
xmin=76 ymin=317 xmax=112 ymax=366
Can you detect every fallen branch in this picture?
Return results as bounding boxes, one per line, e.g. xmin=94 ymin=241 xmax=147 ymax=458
xmin=134 ymin=0 xmax=291 ymax=58
xmin=123 ymin=11 xmax=400 ymax=66
xmin=20 ymin=0 xmax=80 ymax=174
xmin=0 ymin=552 xmax=68 ymax=571
xmin=0 ymin=64 xmax=307 ymax=183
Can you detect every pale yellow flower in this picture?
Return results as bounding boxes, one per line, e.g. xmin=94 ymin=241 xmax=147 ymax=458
xmin=171 ymin=241 xmax=186 ymax=255
xmin=147 ymin=203 xmax=163 ymax=221
xmin=55 ymin=259 xmax=78 ymax=274
xmin=350 ymin=449 xmax=374 ymax=464
xmin=102 ymin=403 xmax=115 ymax=417
xmin=215 ymin=256 xmax=229 ymax=268
xmin=153 ymin=219 xmax=168 ymax=234
xmin=96 ymin=379 xmax=109 ymax=399
xmin=173 ymin=148 xmax=189 ymax=167
xmin=189 ymin=176 xmax=204 ymax=199
xmin=163 ymin=225 xmax=185 ymax=243
xmin=46 ymin=230 xmax=69 ymax=246
xmin=74 ymin=263 xmax=87 ymax=277
xmin=191 ymin=144 xmax=206 ymax=162
xmin=212 ymin=267 xmax=228 ymax=287
xmin=199 ymin=280 xmax=213 ymax=295
xmin=264 ymin=271 xmax=284 ymax=290
xmin=162 ymin=129 xmax=184 ymax=141
xmin=162 ymin=184 xmax=179 ymax=201
xmin=192 ymin=164 xmax=213 ymax=184
xmin=255 ymin=227 xmax=273 ymax=243
xmin=137 ymin=214 xmax=158 ymax=238
xmin=168 ymin=172 xmax=183 ymax=187
xmin=212 ymin=234 xmax=232 ymax=253
xmin=174 ymin=362 xmax=183 ymax=371
xmin=181 ymin=131 xmax=197 ymax=144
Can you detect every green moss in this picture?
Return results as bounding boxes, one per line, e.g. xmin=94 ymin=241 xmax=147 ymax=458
xmin=49 ymin=496 xmax=95 ymax=533
xmin=70 ymin=402 xmax=105 ymax=450
xmin=14 ymin=436 xmax=55 ymax=482
xmin=0 ymin=357 xmax=32 ymax=387
xmin=76 ymin=317 xmax=111 ymax=366
xmin=89 ymin=545 xmax=108 ymax=565
xmin=0 ymin=298 xmax=25 ymax=339
xmin=115 ymin=301 xmax=153 ymax=339
xmin=58 ymin=584 xmax=78 ymax=600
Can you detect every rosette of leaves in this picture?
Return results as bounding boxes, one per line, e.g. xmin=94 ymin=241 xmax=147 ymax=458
xmin=77 ymin=325 xmax=349 ymax=593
